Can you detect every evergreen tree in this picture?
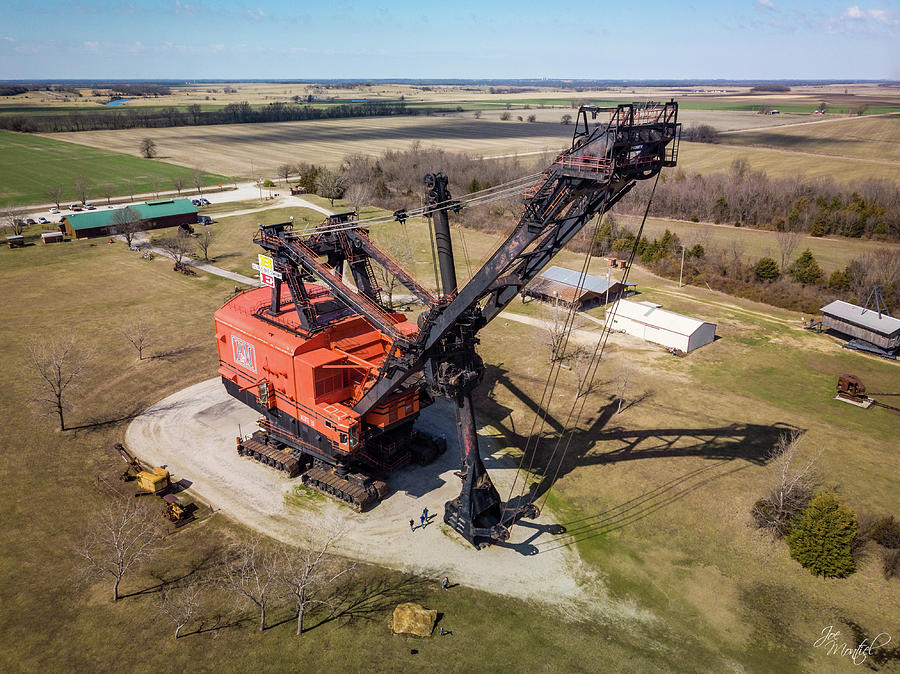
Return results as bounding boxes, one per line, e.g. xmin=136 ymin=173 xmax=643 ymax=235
xmin=788 ymin=249 xmax=824 ymax=285
xmin=787 ymin=493 xmax=857 ymax=578
xmin=754 ymin=257 xmax=780 ymax=281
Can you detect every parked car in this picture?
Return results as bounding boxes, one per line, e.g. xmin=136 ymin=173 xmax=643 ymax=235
xmin=38 ymin=217 xmax=48 ymax=224
xmin=85 ymin=204 xmax=96 ymax=210
xmin=200 ymin=198 xmax=211 ymax=205
xmin=191 ymin=199 xmax=201 ymax=206
xmin=25 ymin=218 xmax=36 ymax=225
xmin=197 ymin=215 xmax=213 ymax=225
xmin=49 ymin=207 xmax=59 ymax=214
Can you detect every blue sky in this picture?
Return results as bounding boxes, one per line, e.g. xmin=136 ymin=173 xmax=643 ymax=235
xmin=1 ymin=0 xmax=897 ymax=79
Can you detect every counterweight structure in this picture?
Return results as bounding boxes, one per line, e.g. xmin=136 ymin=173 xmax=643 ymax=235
xmin=214 ymin=102 xmax=680 ymax=547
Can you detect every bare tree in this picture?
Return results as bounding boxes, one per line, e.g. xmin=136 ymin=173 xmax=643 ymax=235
xmin=277 ymin=164 xmax=293 ymax=184
xmin=315 ymin=169 xmax=347 ymax=207
xmin=140 ymin=137 xmax=157 ymax=159
xmin=110 ymin=206 xmax=142 ymax=248
xmin=1 ymin=206 xmax=27 ymax=237
xmin=45 ymin=184 xmax=66 ymax=209
xmin=149 ymin=176 xmax=161 ymax=198
xmin=72 ymin=174 xmax=91 ymax=204
xmin=776 ymin=230 xmax=803 ymax=271
xmin=561 ymin=114 xmax=573 ymax=125
xmin=371 ymin=230 xmax=416 ymax=309
xmin=473 ymin=110 xmax=482 ymax=119
xmin=752 ymin=431 xmax=818 ymax=536
xmin=159 ymin=235 xmax=194 ymax=272
xmin=616 ymin=366 xmax=630 ymax=414
xmin=191 ymin=168 xmax=205 ymax=196
xmin=195 ymin=227 xmax=214 ymax=262
xmin=344 ymin=182 xmax=372 ymax=214
xmin=123 ymin=178 xmax=136 ymax=203
xmin=74 ymin=496 xmax=162 ymax=602
xmin=543 ymin=299 xmax=576 ymax=364
xmin=27 ymin=339 xmax=93 ymax=431
xmin=220 ymin=538 xmax=278 ymax=631
xmin=171 ymin=176 xmax=185 ymax=195
xmin=99 ymin=183 xmax=114 ymax=206
xmin=278 ymin=526 xmax=354 ymax=636
xmin=156 ymin=577 xmax=204 ymax=639
xmin=120 ymin=318 xmax=153 ymax=360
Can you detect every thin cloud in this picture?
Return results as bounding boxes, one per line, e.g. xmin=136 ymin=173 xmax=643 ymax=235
xmin=757 ymin=0 xmax=775 ymax=10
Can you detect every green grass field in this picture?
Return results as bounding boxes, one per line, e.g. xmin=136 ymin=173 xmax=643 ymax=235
xmin=0 ymin=130 xmax=230 ymax=206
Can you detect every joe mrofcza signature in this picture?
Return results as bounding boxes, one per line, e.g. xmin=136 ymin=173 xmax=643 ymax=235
xmin=814 ymin=625 xmax=892 ymax=666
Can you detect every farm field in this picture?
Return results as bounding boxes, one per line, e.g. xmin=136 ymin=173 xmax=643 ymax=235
xmin=1 ymin=198 xmax=898 ymax=671
xmin=44 ymin=116 xmax=573 ymax=177
xmin=0 ymin=130 xmax=228 ymax=207
xmin=5 ymin=81 xmax=899 ymax=114
xmin=43 ymin=112 xmax=900 ymax=185
xmin=722 ymin=113 xmax=900 ymax=162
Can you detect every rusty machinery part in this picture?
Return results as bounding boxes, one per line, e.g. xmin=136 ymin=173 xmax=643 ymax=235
xmin=237 ymin=436 xmax=302 ymax=477
xmin=301 ymin=466 xmax=387 ymax=512
xmin=837 ymin=374 xmax=866 ymax=398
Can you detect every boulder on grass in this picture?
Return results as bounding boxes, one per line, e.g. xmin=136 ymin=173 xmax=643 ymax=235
xmin=391 ymin=602 xmax=437 ymax=637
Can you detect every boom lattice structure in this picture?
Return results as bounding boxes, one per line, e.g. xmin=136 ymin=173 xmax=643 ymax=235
xmin=214 ymin=102 xmax=680 ymax=547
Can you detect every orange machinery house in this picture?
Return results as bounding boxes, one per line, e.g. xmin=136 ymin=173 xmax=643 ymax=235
xmin=215 ymin=283 xmax=424 ymax=471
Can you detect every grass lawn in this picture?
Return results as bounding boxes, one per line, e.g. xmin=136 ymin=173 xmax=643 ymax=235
xmin=1 ymin=208 xmax=896 ymax=672
xmin=623 ymin=215 xmax=898 ymax=275
xmin=0 ymin=130 xmax=229 ymax=207
xmin=678 ymin=140 xmax=900 ymax=185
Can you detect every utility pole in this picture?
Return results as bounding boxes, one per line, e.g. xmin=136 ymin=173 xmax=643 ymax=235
xmin=679 ymin=245 xmax=686 ymax=288
xmin=605 ymin=268 xmax=611 ymax=307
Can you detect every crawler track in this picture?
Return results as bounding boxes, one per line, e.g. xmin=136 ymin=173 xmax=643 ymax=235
xmin=237 ymin=437 xmax=301 ymax=477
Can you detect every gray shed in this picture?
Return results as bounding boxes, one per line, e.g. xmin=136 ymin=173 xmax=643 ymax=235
xmin=820 ymin=300 xmax=900 ymax=351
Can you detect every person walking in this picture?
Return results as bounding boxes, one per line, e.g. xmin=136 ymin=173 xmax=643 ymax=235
xmin=409 ymin=518 xmax=415 ymax=532
xmin=422 ymin=506 xmax=429 ymax=520
xmin=420 ymin=514 xmax=427 ymax=528
xmin=441 ymin=576 xmax=449 ymax=590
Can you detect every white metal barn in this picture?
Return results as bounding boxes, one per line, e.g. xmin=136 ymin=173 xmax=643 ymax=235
xmin=606 ymin=299 xmax=717 ymax=353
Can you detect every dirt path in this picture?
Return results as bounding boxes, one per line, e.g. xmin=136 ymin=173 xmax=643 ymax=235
xmin=125 ymin=378 xmax=643 ymax=618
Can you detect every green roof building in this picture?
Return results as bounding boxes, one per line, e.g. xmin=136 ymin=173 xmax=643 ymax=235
xmin=62 ymin=199 xmax=198 ymax=239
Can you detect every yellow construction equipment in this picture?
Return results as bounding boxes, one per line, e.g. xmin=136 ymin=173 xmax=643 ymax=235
xmin=116 ymin=443 xmax=171 ymax=494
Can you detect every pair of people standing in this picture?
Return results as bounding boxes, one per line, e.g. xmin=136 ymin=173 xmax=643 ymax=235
xmin=409 ymin=506 xmax=431 ymax=531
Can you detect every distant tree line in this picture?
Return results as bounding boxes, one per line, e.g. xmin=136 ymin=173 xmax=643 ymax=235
xmin=1 ymin=101 xmax=422 ymax=133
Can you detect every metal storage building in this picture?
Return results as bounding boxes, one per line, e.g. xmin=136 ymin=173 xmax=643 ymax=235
xmin=61 ymin=199 xmax=198 ymax=239
xmin=606 ymin=299 xmax=717 ymax=353
xmin=524 ymin=265 xmax=635 ymax=309
xmin=820 ymin=300 xmax=900 ymax=352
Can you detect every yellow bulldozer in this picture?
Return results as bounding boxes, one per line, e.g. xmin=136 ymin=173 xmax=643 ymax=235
xmin=115 ymin=444 xmax=190 ymax=525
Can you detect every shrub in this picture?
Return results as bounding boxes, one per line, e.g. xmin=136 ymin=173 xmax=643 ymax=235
xmin=882 ymin=549 xmax=899 ymax=579
xmin=868 ymin=515 xmax=900 ymax=549
xmin=827 ymin=268 xmax=850 ymax=290
xmin=500 ymin=111 xmax=511 ymax=121
xmin=788 ymin=249 xmax=824 ymax=285
xmin=754 ymin=257 xmax=780 ymax=281
xmin=787 ymin=493 xmax=858 ymax=578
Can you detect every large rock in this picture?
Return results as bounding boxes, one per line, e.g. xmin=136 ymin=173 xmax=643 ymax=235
xmin=391 ymin=602 xmax=437 ymax=637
